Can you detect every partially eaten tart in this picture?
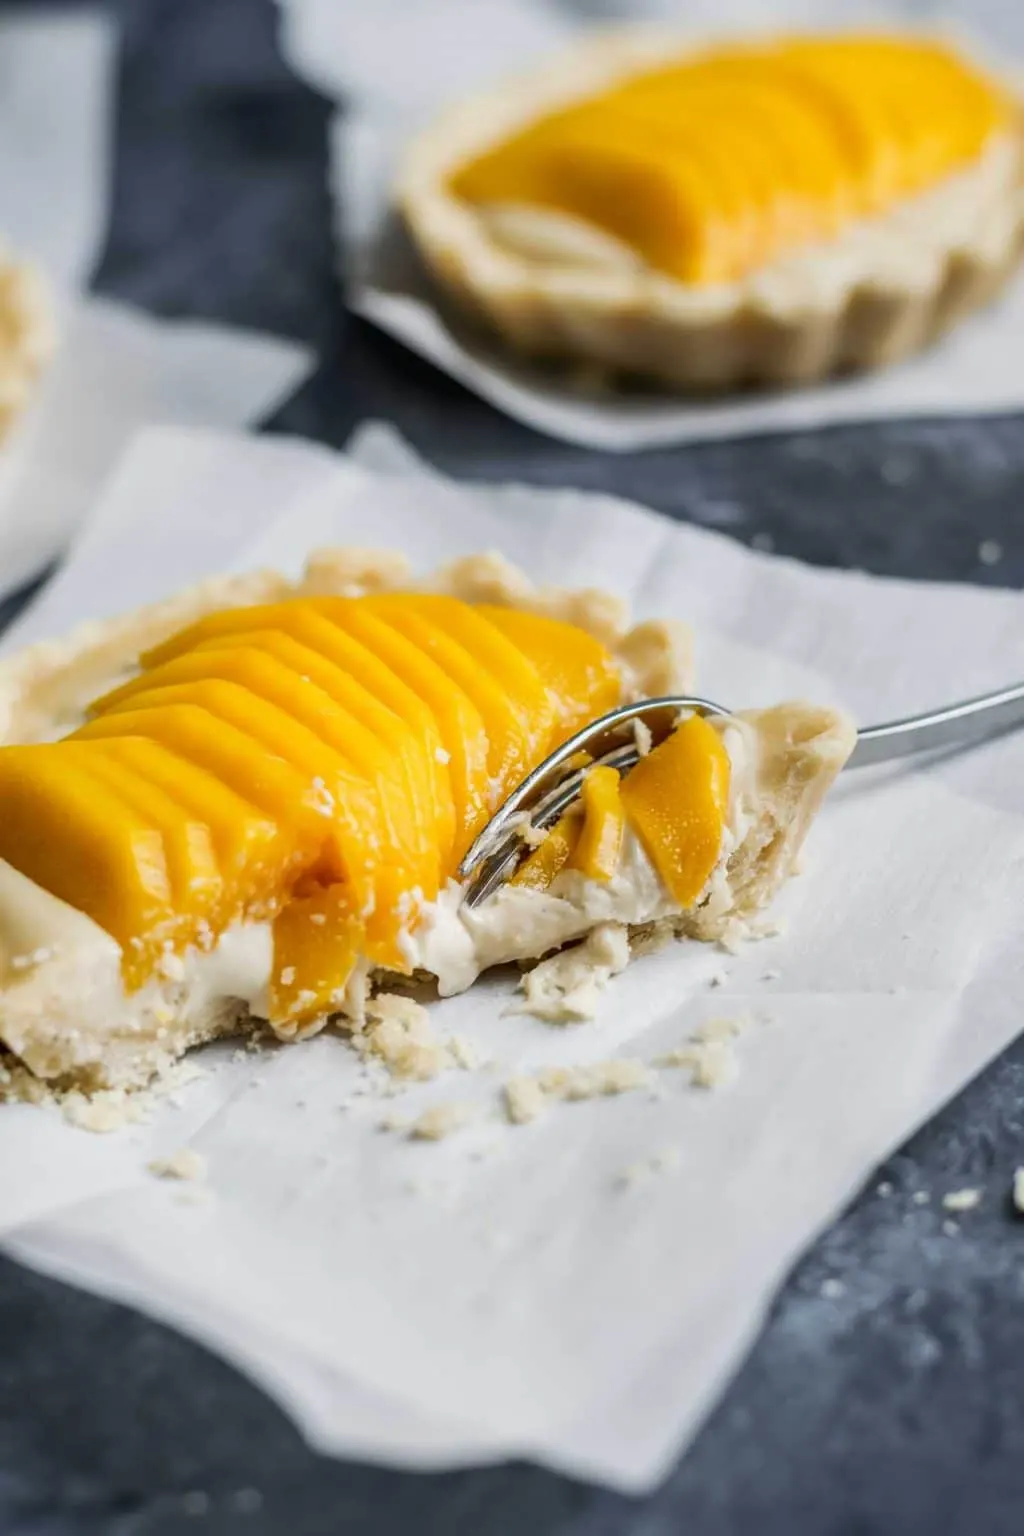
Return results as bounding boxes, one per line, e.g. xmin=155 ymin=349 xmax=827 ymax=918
xmin=0 ymin=549 xmax=854 ymax=1094
xmin=398 ymin=30 xmax=1024 ymax=389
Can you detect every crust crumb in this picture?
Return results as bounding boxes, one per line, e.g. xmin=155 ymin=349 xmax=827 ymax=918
xmin=299 ymin=547 xmax=412 ymax=597
xmin=148 ymin=1148 xmax=207 ymax=1182
xmin=358 ymin=993 xmax=449 ymax=1080
xmin=657 ymin=1012 xmax=750 ymax=1089
xmin=541 ymin=1057 xmax=652 ymax=1100
xmin=942 ymin=1187 xmax=981 ymax=1213
xmin=61 ymin=1088 xmax=149 ymax=1133
xmin=357 ymin=994 xmax=482 ymax=1080
xmin=409 ymin=1101 xmax=476 ymax=1140
xmin=519 ymin=921 xmax=630 ymax=1022
xmin=504 ymin=1074 xmax=548 ymax=1125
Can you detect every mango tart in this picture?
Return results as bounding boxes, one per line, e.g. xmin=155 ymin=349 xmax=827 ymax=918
xmin=398 ymin=30 xmax=1024 ymax=391
xmin=0 ymin=548 xmax=854 ymax=1094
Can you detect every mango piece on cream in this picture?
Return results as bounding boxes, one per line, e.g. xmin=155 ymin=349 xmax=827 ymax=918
xmin=620 ymin=715 xmax=730 ymax=908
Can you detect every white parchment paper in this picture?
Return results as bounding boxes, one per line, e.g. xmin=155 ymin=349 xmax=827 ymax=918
xmin=2 ymin=423 xmax=1024 ymax=1491
xmin=277 ymin=0 xmax=1024 ymax=449
xmin=0 ymin=11 xmax=313 ymax=598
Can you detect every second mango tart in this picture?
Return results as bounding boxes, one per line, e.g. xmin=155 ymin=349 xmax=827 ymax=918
xmin=0 ymin=548 xmax=853 ymax=1097
xmin=398 ymin=29 xmax=1024 ymax=391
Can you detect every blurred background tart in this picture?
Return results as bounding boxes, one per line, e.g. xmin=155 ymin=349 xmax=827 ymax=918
xmin=398 ymin=30 xmax=1024 ymax=392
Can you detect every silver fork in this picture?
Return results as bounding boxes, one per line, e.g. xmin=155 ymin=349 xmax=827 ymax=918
xmin=458 ymin=681 xmax=1024 ymax=908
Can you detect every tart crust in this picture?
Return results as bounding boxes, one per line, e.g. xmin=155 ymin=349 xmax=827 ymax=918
xmin=0 ymin=548 xmax=854 ymax=1092
xmin=0 ymin=245 xmax=54 ymax=438
xmin=397 ymin=29 xmax=1024 ymax=392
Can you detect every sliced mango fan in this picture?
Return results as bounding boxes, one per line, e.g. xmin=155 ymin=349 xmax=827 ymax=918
xmin=451 ymin=34 xmax=1012 ymax=285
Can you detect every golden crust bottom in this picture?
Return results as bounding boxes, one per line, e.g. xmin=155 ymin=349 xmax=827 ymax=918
xmin=410 ymin=228 xmax=1024 ymax=393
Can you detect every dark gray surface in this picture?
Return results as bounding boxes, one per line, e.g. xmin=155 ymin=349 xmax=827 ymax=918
xmin=3 ymin=1 xmax=1024 ymax=1531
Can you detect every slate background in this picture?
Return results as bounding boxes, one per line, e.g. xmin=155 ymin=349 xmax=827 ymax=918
xmin=4 ymin=1 xmax=1024 ymax=1531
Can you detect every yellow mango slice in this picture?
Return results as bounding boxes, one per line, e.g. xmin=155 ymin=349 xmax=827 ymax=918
xmin=189 ymin=616 xmax=451 ymax=870
xmin=80 ymin=685 xmax=416 ymax=968
xmin=182 ymin=630 xmax=441 ymax=888
xmin=72 ymin=703 xmax=340 ymax=912
xmin=476 ymin=605 xmax=621 ymax=742
xmin=371 ymin=592 xmax=554 ymax=755
xmin=0 ymin=746 xmax=174 ymax=986
xmin=363 ymin=594 xmax=547 ymax=809
xmin=620 ymin=714 xmax=730 ymax=908
xmin=65 ymin=741 xmax=222 ymax=941
xmin=510 ymin=812 xmax=579 ymax=892
xmin=92 ymin=647 xmax=436 ymax=902
xmin=270 ymin=884 xmax=363 ymax=1030
xmin=143 ymin=600 xmax=456 ymax=867
xmin=568 ymin=765 xmax=625 ymax=883
xmin=315 ymin=599 xmax=491 ymax=858
xmin=612 ymin=71 xmax=854 ymax=255
xmin=79 ymin=735 xmax=280 ymax=934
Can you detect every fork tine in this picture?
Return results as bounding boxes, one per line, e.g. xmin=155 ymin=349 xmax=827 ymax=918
xmin=458 ymin=696 xmax=727 ymax=906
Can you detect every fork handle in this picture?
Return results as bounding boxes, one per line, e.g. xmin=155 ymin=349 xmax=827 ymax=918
xmin=850 ymin=681 xmax=1024 ymax=768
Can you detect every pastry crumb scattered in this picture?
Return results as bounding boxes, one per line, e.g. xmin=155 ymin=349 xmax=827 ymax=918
xmin=409 ymin=1102 xmax=476 ymax=1141
xmin=912 ymin=1190 xmax=930 ymax=1206
xmin=357 ymin=994 xmax=449 ymax=1081
xmin=659 ymin=1039 xmax=738 ymax=1089
xmin=942 ymin=1218 xmax=959 ymax=1237
xmin=504 ymin=1074 xmax=548 ymax=1125
xmin=505 ymin=1056 xmax=652 ymax=1125
xmin=148 ymin=1147 xmax=207 ymax=1182
xmin=447 ymin=1033 xmax=482 ymax=1071
xmin=877 ymin=1180 xmax=893 ymax=1198
xmin=357 ymin=995 xmax=484 ymax=1081
xmin=541 ymin=1057 xmax=651 ymax=1100
xmin=61 ymin=1088 xmax=149 ymax=1134
xmin=820 ymin=1277 xmax=845 ymax=1299
xmin=942 ymin=1187 xmax=981 ymax=1213
xmin=978 ymin=538 xmax=1003 ymax=566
